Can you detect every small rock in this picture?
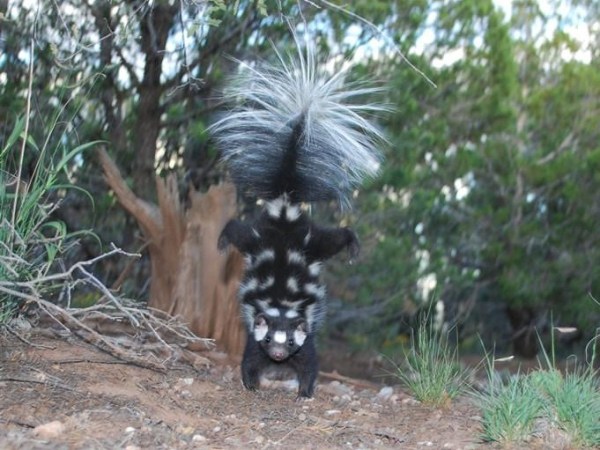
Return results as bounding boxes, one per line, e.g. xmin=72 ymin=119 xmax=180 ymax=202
xmin=377 ymin=386 xmax=394 ymax=400
xmin=124 ymin=426 xmax=136 ymax=434
xmin=33 ymin=421 xmax=65 ymax=439
xmin=255 ymin=435 xmax=265 ymax=444
xmin=298 ymin=413 xmax=306 ymax=421
xmin=417 ymin=441 xmax=433 ymax=446
xmin=179 ymin=426 xmax=195 ymax=435
xmin=213 ymin=426 xmax=221 ymax=433
xmin=325 ymin=409 xmax=341 ymax=416
xmin=192 ymin=434 xmax=207 ymax=442
xmin=258 ymin=422 xmax=266 ymax=429
xmin=181 ymin=377 xmax=194 ymax=385
xmin=125 ymin=446 xmax=141 ymax=450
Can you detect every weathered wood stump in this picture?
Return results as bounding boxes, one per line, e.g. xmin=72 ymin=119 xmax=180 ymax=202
xmin=98 ymin=148 xmax=244 ymax=356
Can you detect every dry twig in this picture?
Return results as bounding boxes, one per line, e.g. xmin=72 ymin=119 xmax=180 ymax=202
xmin=1 ymin=244 xmax=213 ymax=372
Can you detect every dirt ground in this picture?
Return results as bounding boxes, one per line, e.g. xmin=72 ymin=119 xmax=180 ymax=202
xmin=0 ymin=331 xmax=524 ymax=450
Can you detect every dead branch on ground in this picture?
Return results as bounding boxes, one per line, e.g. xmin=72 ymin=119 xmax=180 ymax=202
xmin=0 ymin=244 xmax=213 ymax=372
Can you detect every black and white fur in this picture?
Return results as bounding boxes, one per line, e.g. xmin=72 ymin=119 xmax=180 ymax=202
xmin=213 ymin=43 xmax=384 ymax=398
xmin=242 ymin=312 xmax=318 ymax=399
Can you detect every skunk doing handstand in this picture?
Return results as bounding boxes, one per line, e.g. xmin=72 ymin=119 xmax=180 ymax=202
xmin=213 ymin=44 xmax=385 ymax=399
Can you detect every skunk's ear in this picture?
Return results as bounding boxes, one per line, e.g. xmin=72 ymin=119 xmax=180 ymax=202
xmin=218 ymin=219 xmax=258 ymax=253
xmin=254 ymin=312 xmax=267 ymax=327
xmin=293 ymin=320 xmax=308 ymax=346
xmin=294 ymin=318 xmax=308 ymax=333
xmin=253 ymin=313 xmax=269 ymax=341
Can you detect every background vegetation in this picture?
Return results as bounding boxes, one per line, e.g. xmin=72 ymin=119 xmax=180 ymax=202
xmin=1 ymin=0 xmax=598 ymax=359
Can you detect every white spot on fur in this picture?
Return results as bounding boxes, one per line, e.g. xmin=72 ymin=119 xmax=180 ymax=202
xmin=294 ymin=329 xmax=307 ymax=346
xmin=304 ymin=283 xmax=326 ymax=299
xmin=265 ymin=308 xmax=280 ymax=317
xmin=285 ymin=204 xmax=300 ymax=221
xmin=266 ymin=197 xmax=285 ymax=218
xmin=256 ymin=249 xmax=275 ymax=264
xmin=260 ymin=277 xmax=275 ymax=289
xmin=286 ymin=277 xmax=299 ymax=293
xmin=285 ymin=309 xmax=300 ymax=319
xmin=308 ymin=262 xmax=322 ymax=277
xmin=273 ymin=331 xmax=287 ymax=344
xmin=239 ymin=278 xmax=258 ymax=296
xmin=242 ymin=304 xmax=255 ymax=328
xmin=303 ymin=231 xmax=311 ymax=246
xmin=287 ymin=250 xmax=305 ymax=265
xmin=252 ymin=228 xmax=260 ymax=238
xmin=266 ymin=195 xmax=300 ymax=222
xmin=244 ymin=255 xmax=253 ymax=267
xmin=281 ymin=299 xmax=301 ymax=309
xmin=254 ymin=322 xmax=268 ymax=341
xmin=257 ymin=299 xmax=272 ymax=311
xmin=304 ymin=303 xmax=326 ymax=333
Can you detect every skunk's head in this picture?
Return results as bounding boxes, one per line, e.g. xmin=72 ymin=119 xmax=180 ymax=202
xmin=253 ymin=312 xmax=307 ymax=361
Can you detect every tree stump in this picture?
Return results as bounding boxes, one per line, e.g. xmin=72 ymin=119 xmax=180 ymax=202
xmin=97 ymin=148 xmax=245 ymax=356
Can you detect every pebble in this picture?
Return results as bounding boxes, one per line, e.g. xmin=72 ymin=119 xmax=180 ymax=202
xmin=377 ymin=386 xmax=394 ymax=400
xmin=33 ymin=421 xmax=65 ymax=439
xmin=125 ymin=426 xmax=136 ymax=434
xmin=212 ymin=426 xmax=221 ymax=433
xmin=325 ymin=409 xmax=341 ymax=416
xmin=181 ymin=377 xmax=194 ymax=385
xmin=298 ymin=413 xmax=306 ymax=421
xmin=192 ymin=434 xmax=207 ymax=442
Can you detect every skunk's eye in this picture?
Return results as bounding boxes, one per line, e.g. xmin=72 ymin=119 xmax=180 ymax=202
xmin=265 ymin=336 xmax=271 ymax=343
xmin=288 ymin=339 xmax=295 ymax=347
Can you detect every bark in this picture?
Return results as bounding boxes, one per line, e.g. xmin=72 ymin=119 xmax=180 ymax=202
xmin=132 ymin=3 xmax=178 ymax=197
xmin=97 ymin=147 xmax=245 ymax=356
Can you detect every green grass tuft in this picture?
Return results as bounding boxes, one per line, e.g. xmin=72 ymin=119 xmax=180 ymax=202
xmin=395 ymin=317 xmax=472 ymax=408
xmin=474 ymin=361 xmax=544 ymax=444
xmin=475 ymin=327 xmax=600 ymax=447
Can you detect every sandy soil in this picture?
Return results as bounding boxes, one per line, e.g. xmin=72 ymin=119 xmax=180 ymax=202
xmin=0 ymin=332 xmax=498 ymax=450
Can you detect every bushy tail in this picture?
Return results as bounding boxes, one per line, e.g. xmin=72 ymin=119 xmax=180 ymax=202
xmin=211 ymin=44 xmax=386 ymax=208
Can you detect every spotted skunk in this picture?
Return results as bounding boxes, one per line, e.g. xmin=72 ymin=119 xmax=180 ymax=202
xmin=213 ymin=43 xmax=385 ymax=398
xmin=241 ymin=312 xmax=318 ymax=398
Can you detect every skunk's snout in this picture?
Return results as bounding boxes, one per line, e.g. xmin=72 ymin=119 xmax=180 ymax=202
xmin=269 ymin=348 xmax=287 ymax=361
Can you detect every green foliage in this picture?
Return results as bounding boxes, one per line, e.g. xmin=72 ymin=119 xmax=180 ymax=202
xmin=0 ymin=115 xmax=96 ymax=322
xmin=346 ymin=0 xmax=600 ymax=352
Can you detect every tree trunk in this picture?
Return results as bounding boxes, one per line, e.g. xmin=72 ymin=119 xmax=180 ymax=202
xmin=506 ymin=306 xmax=539 ymax=359
xmin=97 ymin=148 xmax=245 ymax=356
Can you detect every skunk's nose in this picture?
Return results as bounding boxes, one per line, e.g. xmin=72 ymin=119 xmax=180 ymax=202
xmin=271 ymin=351 xmax=286 ymax=361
